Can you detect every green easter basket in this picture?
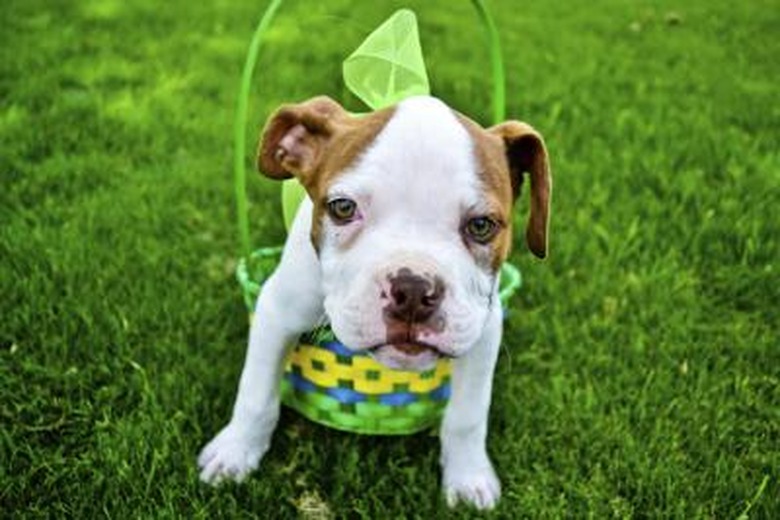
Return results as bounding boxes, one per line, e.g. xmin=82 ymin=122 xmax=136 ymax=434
xmin=234 ymin=1 xmax=519 ymax=435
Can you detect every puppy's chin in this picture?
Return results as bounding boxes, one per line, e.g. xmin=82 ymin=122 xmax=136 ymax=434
xmin=369 ymin=344 xmax=442 ymax=372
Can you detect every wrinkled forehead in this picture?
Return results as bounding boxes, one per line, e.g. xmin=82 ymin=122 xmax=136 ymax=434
xmin=327 ymin=97 xmax=482 ymax=215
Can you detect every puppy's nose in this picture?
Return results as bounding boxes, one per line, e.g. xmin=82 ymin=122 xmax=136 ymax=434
xmin=385 ymin=268 xmax=445 ymax=323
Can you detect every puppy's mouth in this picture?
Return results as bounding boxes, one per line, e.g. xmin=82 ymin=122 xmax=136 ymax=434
xmin=368 ymin=341 xmax=452 ymax=371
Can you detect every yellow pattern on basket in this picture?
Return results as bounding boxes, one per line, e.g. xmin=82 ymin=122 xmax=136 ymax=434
xmin=286 ymin=343 xmax=451 ymax=395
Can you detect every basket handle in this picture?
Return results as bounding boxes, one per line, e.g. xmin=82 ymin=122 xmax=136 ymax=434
xmin=472 ymin=0 xmax=506 ymax=123
xmin=234 ymin=0 xmax=506 ymax=259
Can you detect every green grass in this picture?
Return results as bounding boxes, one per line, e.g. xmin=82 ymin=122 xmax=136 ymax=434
xmin=2 ymin=0 xmax=778 ymax=517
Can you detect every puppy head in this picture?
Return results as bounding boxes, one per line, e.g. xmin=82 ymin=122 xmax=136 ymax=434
xmin=258 ymin=96 xmax=551 ymax=370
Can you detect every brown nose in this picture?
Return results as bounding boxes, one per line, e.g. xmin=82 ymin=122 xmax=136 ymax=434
xmin=384 ymin=268 xmax=445 ymax=323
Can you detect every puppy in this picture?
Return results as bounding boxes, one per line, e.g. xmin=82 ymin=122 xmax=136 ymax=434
xmin=198 ymin=95 xmax=551 ymax=509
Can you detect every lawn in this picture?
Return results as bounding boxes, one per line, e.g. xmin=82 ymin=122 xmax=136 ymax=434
xmin=1 ymin=0 xmax=778 ymax=517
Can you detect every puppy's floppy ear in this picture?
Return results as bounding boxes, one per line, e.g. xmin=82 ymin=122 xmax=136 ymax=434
xmin=489 ymin=121 xmax=552 ymax=259
xmin=257 ymin=96 xmax=347 ymax=183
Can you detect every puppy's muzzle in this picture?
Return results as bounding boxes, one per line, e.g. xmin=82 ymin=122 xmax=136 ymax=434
xmin=377 ymin=267 xmax=450 ymax=360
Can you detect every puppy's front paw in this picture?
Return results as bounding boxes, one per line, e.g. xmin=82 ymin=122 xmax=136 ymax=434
xmin=443 ymin=462 xmax=501 ymax=510
xmin=197 ymin=423 xmax=269 ymax=485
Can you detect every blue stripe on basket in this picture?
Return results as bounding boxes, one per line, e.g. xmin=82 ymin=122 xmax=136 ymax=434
xmin=326 ymin=386 xmax=367 ymax=404
xmin=318 ymin=340 xmax=365 ymax=358
xmin=287 ymin=371 xmax=318 ymax=393
xmin=429 ymin=383 xmax=451 ymax=401
xmin=379 ymin=392 xmax=418 ymax=406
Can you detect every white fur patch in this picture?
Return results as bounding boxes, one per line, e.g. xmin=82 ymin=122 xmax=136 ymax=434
xmin=318 ymin=96 xmax=497 ymax=365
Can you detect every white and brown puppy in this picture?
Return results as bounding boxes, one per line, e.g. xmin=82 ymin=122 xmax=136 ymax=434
xmin=198 ymin=95 xmax=551 ymax=509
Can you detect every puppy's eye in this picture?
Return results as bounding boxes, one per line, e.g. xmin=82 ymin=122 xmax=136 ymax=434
xmin=327 ymin=198 xmax=358 ymax=223
xmin=464 ymin=216 xmax=499 ymax=243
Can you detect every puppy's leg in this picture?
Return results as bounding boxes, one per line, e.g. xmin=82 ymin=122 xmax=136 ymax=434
xmin=440 ymin=304 xmax=503 ymax=510
xmin=198 ymin=200 xmax=323 ymax=484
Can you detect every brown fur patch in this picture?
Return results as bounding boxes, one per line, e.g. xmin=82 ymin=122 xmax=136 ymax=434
xmin=488 ymin=121 xmax=552 ymax=259
xmin=456 ymin=112 xmax=552 ymax=263
xmin=257 ymin=97 xmax=395 ymax=249
xmin=455 ymin=113 xmax=516 ymax=272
